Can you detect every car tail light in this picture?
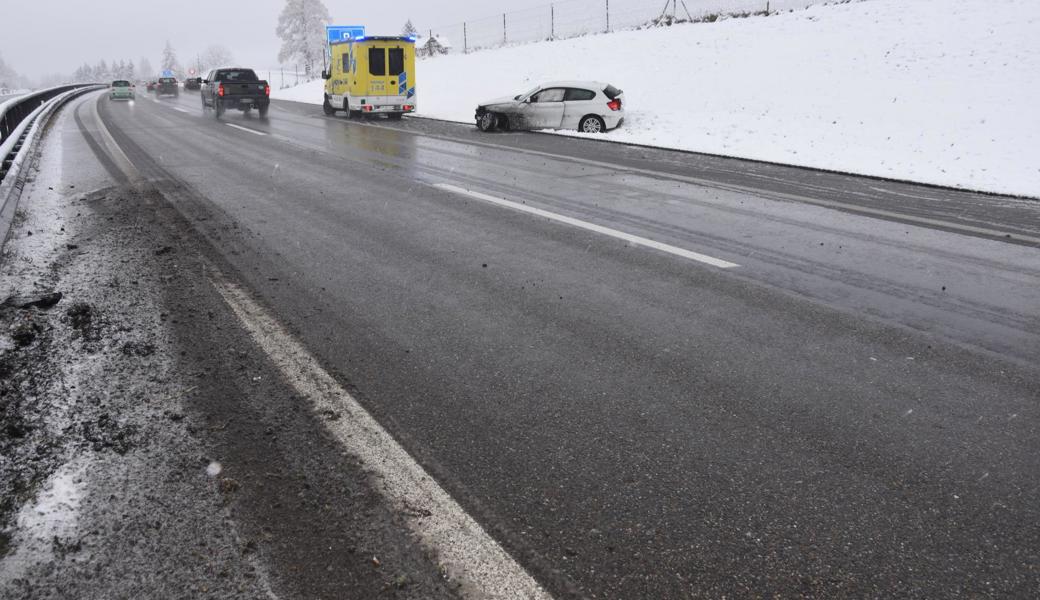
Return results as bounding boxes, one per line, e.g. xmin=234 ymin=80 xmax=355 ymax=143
xmin=265 ymin=85 xmax=271 ymax=96
xmin=218 ymin=83 xmax=225 ymax=97
xmin=607 ymin=98 xmax=622 ymax=111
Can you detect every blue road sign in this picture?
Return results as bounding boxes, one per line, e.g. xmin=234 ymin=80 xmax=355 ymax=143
xmin=327 ymin=25 xmax=366 ymax=44
xmin=161 ymin=69 xmax=174 ymax=77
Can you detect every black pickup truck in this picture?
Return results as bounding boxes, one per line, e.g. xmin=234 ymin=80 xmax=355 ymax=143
xmin=200 ymin=68 xmax=271 ymax=119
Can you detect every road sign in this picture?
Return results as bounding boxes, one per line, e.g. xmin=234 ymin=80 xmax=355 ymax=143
xmin=327 ymin=25 xmax=366 ymax=44
xmin=161 ymin=69 xmax=174 ymax=77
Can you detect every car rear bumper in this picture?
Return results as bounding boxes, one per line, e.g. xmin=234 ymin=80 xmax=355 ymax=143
xmin=217 ymin=97 xmax=270 ymax=108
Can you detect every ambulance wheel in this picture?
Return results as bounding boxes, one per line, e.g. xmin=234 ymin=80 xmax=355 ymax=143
xmin=323 ymin=96 xmax=336 ymax=115
xmin=348 ymin=109 xmax=362 ymax=119
xmin=477 ymin=111 xmax=497 ymax=132
xmin=387 ymin=112 xmax=403 ymax=121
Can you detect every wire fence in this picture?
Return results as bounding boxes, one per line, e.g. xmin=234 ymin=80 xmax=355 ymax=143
xmin=421 ymin=0 xmax=842 ymax=55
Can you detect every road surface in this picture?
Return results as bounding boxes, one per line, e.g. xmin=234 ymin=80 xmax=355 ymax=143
xmin=30 ymin=90 xmax=1040 ymax=597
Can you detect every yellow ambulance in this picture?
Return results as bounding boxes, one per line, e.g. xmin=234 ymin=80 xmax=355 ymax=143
xmin=322 ymin=36 xmax=417 ymax=120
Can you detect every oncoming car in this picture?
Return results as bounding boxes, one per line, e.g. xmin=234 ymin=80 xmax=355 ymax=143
xmin=109 ymin=80 xmax=135 ymax=101
xmin=475 ymin=81 xmax=624 ymax=133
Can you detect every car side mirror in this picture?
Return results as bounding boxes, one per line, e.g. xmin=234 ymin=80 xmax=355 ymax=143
xmin=202 ymin=79 xmax=208 ymax=84
xmin=321 ymin=71 xmax=331 ymax=80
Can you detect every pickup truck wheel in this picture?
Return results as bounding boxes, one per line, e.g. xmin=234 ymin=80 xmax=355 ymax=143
xmin=259 ymin=105 xmax=269 ymax=119
xmin=201 ymin=96 xmax=208 ymax=111
xmin=214 ymin=100 xmax=224 ymax=119
xmin=323 ymin=97 xmax=336 ymax=115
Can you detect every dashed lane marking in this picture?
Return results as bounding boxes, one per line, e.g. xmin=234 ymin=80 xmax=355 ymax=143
xmin=433 ymin=182 xmax=741 ymax=269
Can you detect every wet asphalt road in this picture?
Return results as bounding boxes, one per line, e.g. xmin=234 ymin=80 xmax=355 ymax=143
xmin=75 ymin=90 xmax=1040 ymax=597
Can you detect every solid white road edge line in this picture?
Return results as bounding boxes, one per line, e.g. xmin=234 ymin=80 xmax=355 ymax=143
xmin=433 ymin=182 xmax=741 ymax=269
xmin=225 ymin=123 xmax=267 ymax=136
xmin=210 ymin=275 xmax=553 ymax=600
xmin=91 ymin=93 xmax=143 ymax=182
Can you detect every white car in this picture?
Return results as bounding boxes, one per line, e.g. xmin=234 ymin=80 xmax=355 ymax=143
xmin=475 ymin=81 xmax=624 ymax=133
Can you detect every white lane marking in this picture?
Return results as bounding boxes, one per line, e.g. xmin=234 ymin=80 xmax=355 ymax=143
xmin=91 ymin=93 xmax=143 ymax=182
xmin=433 ymin=183 xmax=741 ymax=269
xmin=211 ymin=276 xmax=552 ymax=600
xmin=171 ymin=106 xmax=191 ymax=114
xmin=225 ymin=123 xmax=267 ymax=136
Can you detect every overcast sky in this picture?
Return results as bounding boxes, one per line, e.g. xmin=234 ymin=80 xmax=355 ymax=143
xmin=4 ymin=0 xmax=530 ymax=80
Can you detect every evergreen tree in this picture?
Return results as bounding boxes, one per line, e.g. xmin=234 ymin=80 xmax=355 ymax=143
xmin=402 ymin=19 xmax=418 ymax=38
xmin=161 ymin=41 xmax=179 ymax=75
xmin=138 ymin=56 xmax=154 ymax=79
xmin=276 ymin=0 xmax=331 ymax=77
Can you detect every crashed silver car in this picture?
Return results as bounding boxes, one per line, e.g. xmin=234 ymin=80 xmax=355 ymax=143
xmin=475 ymin=81 xmax=625 ymax=133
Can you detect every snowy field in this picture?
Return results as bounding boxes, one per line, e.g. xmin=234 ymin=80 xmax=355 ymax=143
xmin=275 ymin=0 xmax=1040 ymax=197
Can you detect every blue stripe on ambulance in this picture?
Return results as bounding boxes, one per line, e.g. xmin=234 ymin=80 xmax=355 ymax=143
xmin=398 ymin=72 xmax=408 ymax=96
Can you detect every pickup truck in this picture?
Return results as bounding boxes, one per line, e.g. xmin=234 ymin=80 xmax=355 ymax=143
xmin=200 ymin=68 xmax=271 ymax=119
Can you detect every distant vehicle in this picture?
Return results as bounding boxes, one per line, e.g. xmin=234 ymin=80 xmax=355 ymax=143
xmin=475 ymin=82 xmax=624 ymax=133
xmin=184 ymin=77 xmax=201 ymax=91
xmin=322 ymin=36 xmax=416 ymax=120
xmin=146 ymin=81 xmax=157 ymax=92
xmin=108 ymin=80 xmax=135 ymax=101
xmin=200 ymin=68 xmax=271 ymax=119
xmin=156 ymin=77 xmax=179 ymax=97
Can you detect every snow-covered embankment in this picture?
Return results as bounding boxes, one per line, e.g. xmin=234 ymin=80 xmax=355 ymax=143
xmin=275 ymin=0 xmax=1040 ymax=197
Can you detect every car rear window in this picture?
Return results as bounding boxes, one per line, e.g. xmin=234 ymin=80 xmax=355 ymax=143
xmin=603 ymin=85 xmax=622 ymax=100
xmin=112 ymin=80 xmax=130 ymax=87
xmin=565 ymin=88 xmax=596 ymax=101
xmin=369 ymin=48 xmax=386 ymax=76
xmin=215 ymin=70 xmax=258 ymax=82
xmin=159 ymin=78 xmax=176 ymax=83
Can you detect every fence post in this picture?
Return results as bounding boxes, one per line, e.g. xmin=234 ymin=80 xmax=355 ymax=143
xmin=464 ymin=22 xmax=468 ymax=53
xmin=503 ymin=13 xmax=507 ymax=45
xmin=766 ymin=1 xmax=770 ymax=13
xmin=606 ymin=0 xmax=610 ymax=32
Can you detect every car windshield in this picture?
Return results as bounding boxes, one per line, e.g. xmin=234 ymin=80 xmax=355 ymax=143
xmin=217 ymin=70 xmax=259 ymax=82
xmin=111 ymin=80 xmax=130 ymax=87
xmin=518 ymin=86 xmax=541 ymax=101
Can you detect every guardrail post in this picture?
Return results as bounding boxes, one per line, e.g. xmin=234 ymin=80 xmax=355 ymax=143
xmin=607 ymin=0 xmax=611 ymax=32
xmin=551 ymin=4 xmax=555 ymax=40
xmin=464 ymin=22 xmax=468 ymax=53
xmin=503 ymin=14 xmax=507 ymax=45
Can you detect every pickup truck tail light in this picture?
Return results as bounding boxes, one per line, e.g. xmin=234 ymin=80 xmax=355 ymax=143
xmin=265 ymin=85 xmax=271 ymax=96
xmin=607 ymin=98 xmax=622 ymax=111
xmin=218 ymin=83 xmax=225 ymax=97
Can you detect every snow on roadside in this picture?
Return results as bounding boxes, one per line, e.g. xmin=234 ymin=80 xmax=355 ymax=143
xmin=274 ymin=0 xmax=1040 ymax=197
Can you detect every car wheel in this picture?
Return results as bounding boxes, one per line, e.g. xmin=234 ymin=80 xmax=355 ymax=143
xmin=579 ymin=115 xmax=606 ymax=134
xmin=476 ymin=111 xmax=497 ymax=132
xmin=323 ymin=96 xmax=336 ymax=115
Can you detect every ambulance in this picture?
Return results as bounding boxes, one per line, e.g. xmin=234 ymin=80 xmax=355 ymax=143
xmin=322 ymin=36 xmax=417 ymax=120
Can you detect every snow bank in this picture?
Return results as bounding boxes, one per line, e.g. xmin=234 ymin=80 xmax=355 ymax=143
xmin=274 ymin=0 xmax=1040 ymax=197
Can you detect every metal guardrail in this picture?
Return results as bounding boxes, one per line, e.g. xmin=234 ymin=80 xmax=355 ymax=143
xmin=0 ymin=84 xmax=99 ymax=181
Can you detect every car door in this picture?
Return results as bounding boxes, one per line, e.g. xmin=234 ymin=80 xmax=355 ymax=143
xmin=563 ymin=87 xmax=598 ymax=129
xmin=523 ymin=88 xmax=565 ymax=129
xmin=366 ymin=46 xmax=393 ymax=100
